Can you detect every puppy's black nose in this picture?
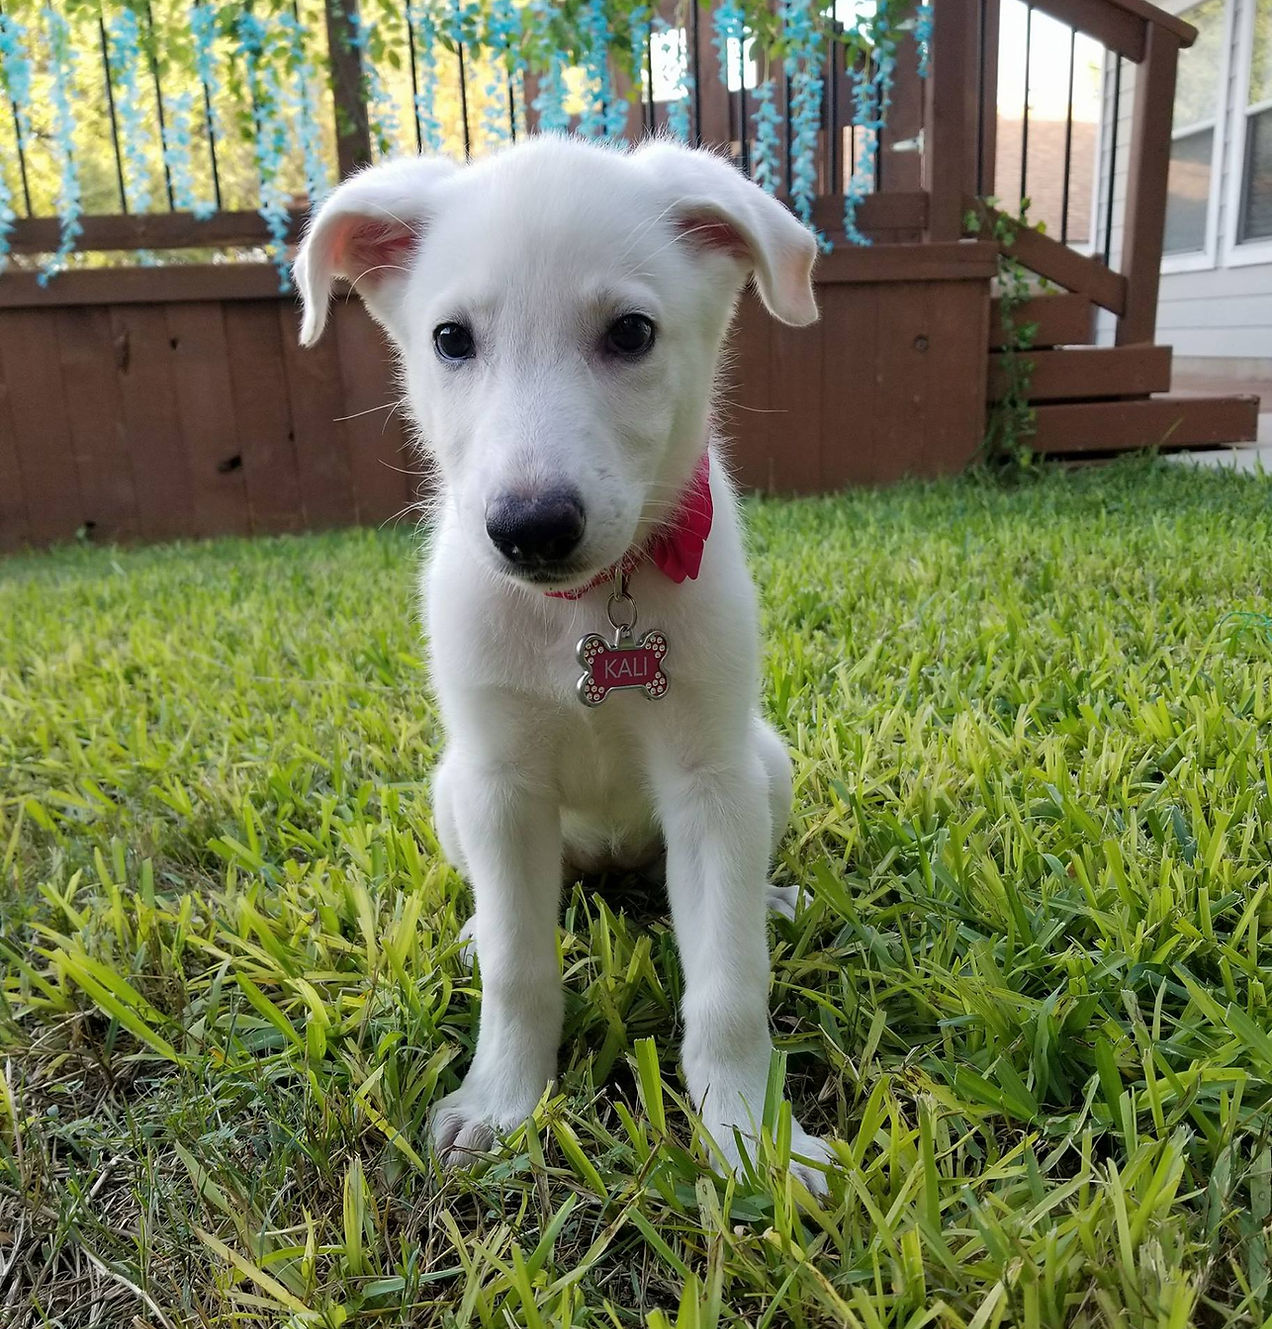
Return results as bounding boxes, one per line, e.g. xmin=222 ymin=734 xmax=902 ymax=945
xmin=485 ymin=488 xmax=586 ymax=566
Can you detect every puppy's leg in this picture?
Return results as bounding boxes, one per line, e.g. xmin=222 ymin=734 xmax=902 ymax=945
xmin=434 ymin=758 xmax=478 ymax=967
xmin=754 ymin=718 xmax=803 ymax=922
xmin=429 ymin=750 xmax=563 ymax=1166
xmin=645 ymin=727 xmax=833 ymax=1194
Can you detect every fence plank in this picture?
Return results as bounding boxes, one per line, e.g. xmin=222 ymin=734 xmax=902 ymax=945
xmin=815 ymin=241 xmax=997 ymax=282
xmin=880 ymin=5 xmax=923 ymax=196
xmin=0 ymin=355 xmax=29 ymax=550
xmin=223 ymin=302 xmax=304 ymax=533
xmin=54 ymin=307 xmax=140 ymax=543
xmin=8 ymin=209 xmax=306 ymax=255
xmin=976 ymin=204 xmax=1128 ymax=313
xmin=819 ymin=281 xmax=879 ymax=487
xmin=989 ymin=344 xmax=1172 ymax=400
xmin=325 ymin=0 xmax=372 ymax=176
xmin=109 ymin=305 xmax=195 ymax=541
xmin=926 ymin=0 xmax=979 ymax=239
xmin=719 ymin=292 xmax=775 ymax=490
xmin=1027 ymin=0 xmax=1147 ymax=59
xmin=695 ymin=4 xmax=732 ymax=151
xmin=332 ymin=302 xmax=415 ymax=527
xmin=165 ymin=303 xmax=252 ymax=537
xmin=277 ymin=303 xmax=357 ymax=530
xmin=769 ymin=318 xmax=824 ymax=492
xmin=876 ymin=279 xmax=987 ymax=476
xmin=977 ymin=0 xmax=1001 ymax=196
xmin=1116 ymin=24 xmax=1180 ymax=345
xmin=1028 ymin=395 xmax=1258 ymax=452
xmin=0 ymin=310 xmax=82 ymax=544
xmin=0 ymin=265 xmax=287 ymax=309
xmin=990 ymin=293 xmax=1095 ymax=347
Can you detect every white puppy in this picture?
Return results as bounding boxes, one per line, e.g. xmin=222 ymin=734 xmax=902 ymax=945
xmin=294 ymin=135 xmax=832 ymax=1192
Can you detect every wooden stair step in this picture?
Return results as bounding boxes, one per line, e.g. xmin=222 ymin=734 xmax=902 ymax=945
xmin=1028 ymin=395 xmax=1260 ymax=454
xmin=990 ymin=294 xmax=1096 ymax=348
xmin=989 ymin=344 xmax=1173 ymax=401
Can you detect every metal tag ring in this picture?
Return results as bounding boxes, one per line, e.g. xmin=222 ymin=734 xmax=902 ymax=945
xmin=606 ymin=590 xmax=637 ymax=636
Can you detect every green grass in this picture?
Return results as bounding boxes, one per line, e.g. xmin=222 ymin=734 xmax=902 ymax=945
xmin=2 ymin=457 xmax=1272 ymax=1327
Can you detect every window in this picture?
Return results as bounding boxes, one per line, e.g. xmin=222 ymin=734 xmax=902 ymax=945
xmin=1238 ymin=0 xmax=1272 ymax=242
xmin=1164 ymin=0 xmax=1226 ymax=255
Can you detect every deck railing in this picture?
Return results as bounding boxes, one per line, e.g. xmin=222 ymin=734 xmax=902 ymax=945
xmin=1 ymin=0 xmax=1194 ymax=320
xmin=0 ymin=1 xmax=942 ymax=279
xmin=964 ymin=0 xmax=1196 ymax=346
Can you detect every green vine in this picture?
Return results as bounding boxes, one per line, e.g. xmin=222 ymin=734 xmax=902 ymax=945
xmin=967 ymin=197 xmax=1041 ymax=471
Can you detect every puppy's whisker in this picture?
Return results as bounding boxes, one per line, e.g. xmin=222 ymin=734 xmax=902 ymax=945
xmin=368 ymin=202 xmax=428 ymax=241
xmin=349 ymin=262 xmax=409 ymax=297
xmin=333 ymin=401 xmax=399 ymax=422
xmin=612 ymin=199 xmax=683 ymax=265
xmin=378 ymin=498 xmax=428 ymax=531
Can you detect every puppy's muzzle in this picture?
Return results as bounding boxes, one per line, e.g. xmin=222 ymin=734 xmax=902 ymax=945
xmin=485 ymin=488 xmax=586 ymax=570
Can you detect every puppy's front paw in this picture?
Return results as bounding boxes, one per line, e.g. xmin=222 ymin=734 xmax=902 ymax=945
xmin=706 ymin=1115 xmax=836 ymax=1198
xmin=765 ymin=884 xmax=804 ymax=922
xmin=455 ymin=915 xmax=476 ymax=970
xmin=429 ymin=1080 xmax=544 ymax=1169
xmin=783 ymin=1125 xmax=836 ymax=1196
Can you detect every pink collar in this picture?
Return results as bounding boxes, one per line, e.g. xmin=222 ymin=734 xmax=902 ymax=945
xmin=547 ymin=453 xmax=713 ymax=600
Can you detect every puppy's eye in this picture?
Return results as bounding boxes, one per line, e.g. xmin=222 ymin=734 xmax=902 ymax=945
xmin=605 ymin=313 xmax=656 ymax=358
xmin=434 ymin=322 xmax=475 ymax=362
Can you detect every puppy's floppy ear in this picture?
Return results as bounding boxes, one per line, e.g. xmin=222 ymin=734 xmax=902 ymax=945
xmin=634 ymin=141 xmax=819 ymax=327
xmin=293 ymin=155 xmax=459 ymax=346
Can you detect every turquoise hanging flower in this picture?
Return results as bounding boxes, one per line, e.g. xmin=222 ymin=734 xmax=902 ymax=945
xmin=578 ymin=0 xmax=625 ymax=141
xmin=188 ymin=0 xmax=222 ymax=218
xmin=711 ymin=0 xmax=744 ymax=85
xmin=281 ymin=9 xmax=329 ymax=206
xmin=783 ymin=0 xmax=828 ymax=247
xmin=480 ymin=0 xmax=521 ymax=149
xmin=843 ymin=2 xmax=897 ymax=246
xmin=108 ymin=8 xmax=155 ymax=214
xmin=533 ymin=51 xmax=570 ymax=134
xmin=236 ymin=11 xmax=292 ymax=290
xmin=0 ymin=10 xmax=33 ymax=269
xmin=408 ymin=0 xmax=445 ymax=152
xmin=627 ymin=4 xmax=650 ymax=108
xmin=164 ymin=91 xmax=202 ymax=214
xmin=352 ymin=5 xmax=401 ymax=157
xmin=915 ymin=2 xmax=933 ymax=78
xmin=652 ymin=16 xmax=692 ymax=142
xmin=39 ymin=6 xmax=82 ymax=285
xmin=751 ymin=77 xmax=782 ymax=195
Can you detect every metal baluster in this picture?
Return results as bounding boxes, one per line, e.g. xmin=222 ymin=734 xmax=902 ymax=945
xmin=1021 ymin=2 xmax=1032 ymax=204
xmin=98 ymin=15 xmax=129 ymax=213
xmin=0 ymin=0 xmax=32 ymax=215
xmin=1061 ymin=26 xmax=1075 ymax=244
xmin=690 ymin=0 xmax=702 ymax=146
xmin=1104 ymin=56 xmax=1121 ymax=264
xmin=144 ymin=0 xmax=175 ymax=209
xmin=457 ymin=41 xmax=471 ymax=157
xmin=192 ymin=0 xmax=222 ymax=210
xmin=405 ymin=0 xmax=423 ymax=152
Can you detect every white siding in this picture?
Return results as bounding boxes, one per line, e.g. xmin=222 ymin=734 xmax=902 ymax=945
xmin=1159 ymin=262 xmax=1272 ymax=353
xmin=1089 ymin=0 xmax=1272 ymax=358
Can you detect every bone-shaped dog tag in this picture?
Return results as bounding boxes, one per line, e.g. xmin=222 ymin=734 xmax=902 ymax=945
xmin=576 ymin=630 xmax=668 ymax=706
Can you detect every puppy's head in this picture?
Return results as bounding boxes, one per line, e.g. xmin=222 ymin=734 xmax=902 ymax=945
xmin=295 ymin=137 xmax=817 ymax=590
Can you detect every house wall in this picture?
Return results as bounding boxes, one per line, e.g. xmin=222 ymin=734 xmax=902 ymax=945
xmin=1093 ymin=0 xmax=1272 ymax=359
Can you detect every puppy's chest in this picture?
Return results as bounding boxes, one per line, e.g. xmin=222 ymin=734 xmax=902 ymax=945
xmin=469 ymin=592 xmax=678 ymax=706
xmin=474 ymin=610 xmax=592 ymax=703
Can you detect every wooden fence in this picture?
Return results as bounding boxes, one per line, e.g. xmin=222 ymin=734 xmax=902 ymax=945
xmin=0 ymin=243 xmax=996 ymax=546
